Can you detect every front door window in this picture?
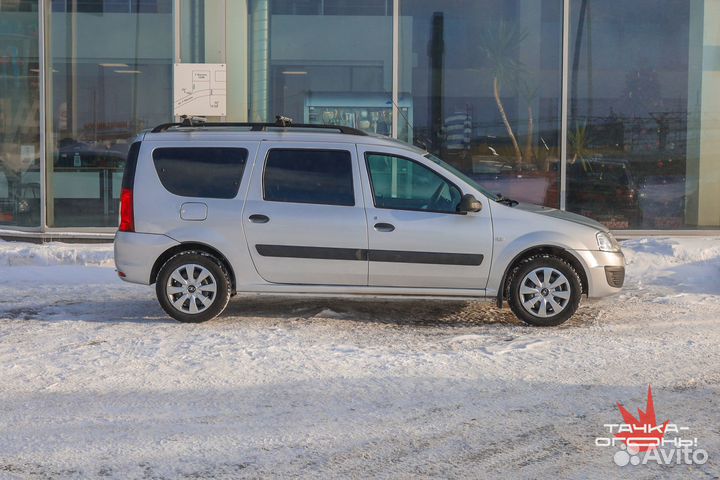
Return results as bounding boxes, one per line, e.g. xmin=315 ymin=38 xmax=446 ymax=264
xmin=366 ymin=153 xmax=461 ymax=213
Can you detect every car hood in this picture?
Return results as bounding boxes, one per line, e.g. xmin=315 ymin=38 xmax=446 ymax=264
xmin=513 ymin=202 xmax=608 ymax=231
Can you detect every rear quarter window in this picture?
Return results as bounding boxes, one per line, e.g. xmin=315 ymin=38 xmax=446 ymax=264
xmin=121 ymin=141 xmax=141 ymax=190
xmin=152 ymin=147 xmax=248 ymax=199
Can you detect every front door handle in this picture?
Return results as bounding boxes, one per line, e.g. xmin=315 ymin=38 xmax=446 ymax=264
xmin=249 ymin=214 xmax=270 ymax=224
xmin=374 ymin=222 xmax=395 ymax=232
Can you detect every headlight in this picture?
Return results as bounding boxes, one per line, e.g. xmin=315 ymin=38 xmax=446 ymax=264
xmin=596 ymin=231 xmax=619 ymax=252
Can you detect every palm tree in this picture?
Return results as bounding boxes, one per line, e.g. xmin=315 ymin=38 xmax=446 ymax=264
xmin=568 ymin=121 xmax=591 ymax=170
xmin=479 ymin=21 xmax=527 ymax=165
xmin=519 ymin=79 xmax=539 ymax=166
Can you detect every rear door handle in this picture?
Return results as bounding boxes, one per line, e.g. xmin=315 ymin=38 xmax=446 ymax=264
xmin=249 ymin=214 xmax=270 ymax=224
xmin=374 ymin=222 xmax=395 ymax=232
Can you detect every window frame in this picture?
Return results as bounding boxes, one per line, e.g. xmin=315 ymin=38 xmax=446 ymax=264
xmin=364 ymin=151 xmax=464 ymax=215
xmin=261 ymin=147 xmax=356 ymax=207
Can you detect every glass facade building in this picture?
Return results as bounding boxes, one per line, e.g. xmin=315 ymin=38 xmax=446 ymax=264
xmin=1 ymin=0 xmax=718 ymax=233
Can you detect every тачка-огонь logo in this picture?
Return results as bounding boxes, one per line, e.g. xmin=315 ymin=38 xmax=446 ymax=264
xmin=595 ymin=385 xmax=708 ymax=467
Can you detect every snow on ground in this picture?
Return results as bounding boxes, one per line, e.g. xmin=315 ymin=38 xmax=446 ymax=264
xmin=0 ymin=238 xmax=719 ymax=479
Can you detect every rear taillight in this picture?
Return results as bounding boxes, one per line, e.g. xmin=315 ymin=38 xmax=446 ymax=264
xmin=119 ymin=188 xmax=134 ymax=232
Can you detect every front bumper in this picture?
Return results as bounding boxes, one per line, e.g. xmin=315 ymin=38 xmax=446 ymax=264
xmin=604 ymin=265 xmax=625 ymax=288
xmin=114 ymin=231 xmax=180 ymax=285
xmin=575 ymin=249 xmax=626 ymax=298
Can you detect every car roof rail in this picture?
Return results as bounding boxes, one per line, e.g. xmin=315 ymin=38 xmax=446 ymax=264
xmin=150 ymin=115 xmax=369 ymax=136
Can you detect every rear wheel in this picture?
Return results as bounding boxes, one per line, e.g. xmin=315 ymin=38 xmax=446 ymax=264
xmin=155 ymin=251 xmax=231 ymax=323
xmin=507 ymin=255 xmax=582 ymax=326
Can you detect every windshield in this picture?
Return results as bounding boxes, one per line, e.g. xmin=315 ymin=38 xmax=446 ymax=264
xmin=424 ymin=153 xmax=499 ymax=201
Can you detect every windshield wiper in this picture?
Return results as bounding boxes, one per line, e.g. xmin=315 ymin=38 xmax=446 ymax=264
xmin=495 ymin=194 xmax=519 ymax=207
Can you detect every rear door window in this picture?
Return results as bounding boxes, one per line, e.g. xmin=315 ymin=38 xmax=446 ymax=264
xmin=152 ymin=147 xmax=248 ymax=198
xmin=263 ymin=149 xmax=354 ymax=206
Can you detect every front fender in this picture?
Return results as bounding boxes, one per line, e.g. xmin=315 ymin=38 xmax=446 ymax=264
xmin=486 ymin=230 xmax=591 ymax=298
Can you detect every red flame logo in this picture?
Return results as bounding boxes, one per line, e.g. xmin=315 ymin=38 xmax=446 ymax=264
xmin=615 ymin=385 xmax=669 ymax=452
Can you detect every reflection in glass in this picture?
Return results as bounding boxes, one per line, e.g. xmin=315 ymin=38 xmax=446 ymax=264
xmin=48 ymin=2 xmax=173 ymax=227
xmin=399 ymin=1 xmax=563 ymax=207
xmin=24 ymin=0 xmax=719 ymax=231
xmin=568 ymin=0 xmax=719 ymax=229
xmin=0 ymin=2 xmax=40 ymax=227
xmin=248 ymin=0 xmax=395 ymax=135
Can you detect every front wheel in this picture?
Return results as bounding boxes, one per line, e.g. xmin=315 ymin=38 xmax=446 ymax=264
xmin=155 ymin=251 xmax=231 ymax=323
xmin=507 ymin=256 xmax=583 ymax=327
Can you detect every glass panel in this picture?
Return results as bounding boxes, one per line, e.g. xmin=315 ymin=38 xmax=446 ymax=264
xmin=51 ymin=1 xmax=173 ymax=14
xmin=271 ymin=0 xmax=390 ymax=16
xmin=399 ymin=1 xmax=563 ymax=207
xmin=0 ymin=1 xmax=41 ymax=227
xmin=47 ymin=2 xmax=173 ymax=227
xmin=568 ymin=0 xmax=720 ymax=229
xmin=366 ymin=153 xmax=461 ymax=213
xmin=248 ymin=0 xmax=394 ymax=134
xmin=152 ymin=148 xmax=248 ymax=199
xmin=263 ymin=149 xmax=354 ymax=206
xmin=425 ymin=153 xmax=499 ymax=201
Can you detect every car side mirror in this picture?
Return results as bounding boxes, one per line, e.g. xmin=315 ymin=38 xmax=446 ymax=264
xmin=457 ymin=193 xmax=483 ymax=214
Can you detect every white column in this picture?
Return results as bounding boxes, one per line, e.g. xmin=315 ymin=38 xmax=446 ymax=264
xmin=249 ymin=0 xmax=270 ymax=122
xmin=391 ymin=0 xmax=399 ymax=138
xmin=560 ymin=0 xmax=570 ymax=210
xmin=686 ymin=0 xmax=720 ymax=227
xmin=226 ymin=1 xmax=249 ymax=121
xmin=40 ymin=0 xmax=50 ymax=230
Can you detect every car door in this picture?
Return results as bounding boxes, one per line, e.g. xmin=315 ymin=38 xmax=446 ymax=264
xmin=358 ymin=144 xmax=493 ymax=289
xmin=242 ymin=142 xmax=368 ymax=285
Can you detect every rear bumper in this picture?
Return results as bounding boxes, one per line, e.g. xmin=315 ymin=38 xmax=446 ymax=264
xmin=114 ymin=231 xmax=180 ymax=284
xmin=575 ymin=250 xmax=626 ymax=298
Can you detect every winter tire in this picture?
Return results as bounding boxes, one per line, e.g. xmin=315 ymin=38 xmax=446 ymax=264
xmin=156 ymin=251 xmax=231 ymax=323
xmin=507 ymin=255 xmax=582 ymax=327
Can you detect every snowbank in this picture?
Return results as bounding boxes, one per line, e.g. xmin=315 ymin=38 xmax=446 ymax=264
xmin=0 ymin=240 xmax=114 ymax=268
xmin=621 ymin=237 xmax=720 ymax=296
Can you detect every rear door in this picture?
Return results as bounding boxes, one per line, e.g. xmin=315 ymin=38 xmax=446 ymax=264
xmin=242 ymin=142 xmax=368 ymax=285
xmin=357 ymin=144 xmax=493 ymax=289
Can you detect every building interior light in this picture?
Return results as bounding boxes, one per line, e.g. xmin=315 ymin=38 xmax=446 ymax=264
xmin=281 ymin=71 xmax=308 ymax=75
xmin=114 ymin=70 xmax=142 ymax=74
xmin=100 ymin=63 xmax=129 ymax=68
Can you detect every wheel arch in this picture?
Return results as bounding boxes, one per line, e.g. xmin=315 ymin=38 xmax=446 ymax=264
xmin=496 ymin=245 xmax=589 ymax=308
xmin=150 ymin=242 xmax=237 ymax=292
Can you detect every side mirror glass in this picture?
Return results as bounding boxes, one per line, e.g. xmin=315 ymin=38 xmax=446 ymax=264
xmin=457 ymin=193 xmax=483 ymax=214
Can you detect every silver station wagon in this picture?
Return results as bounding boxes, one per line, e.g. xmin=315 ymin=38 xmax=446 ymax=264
xmin=114 ymin=119 xmax=625 ymax=326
